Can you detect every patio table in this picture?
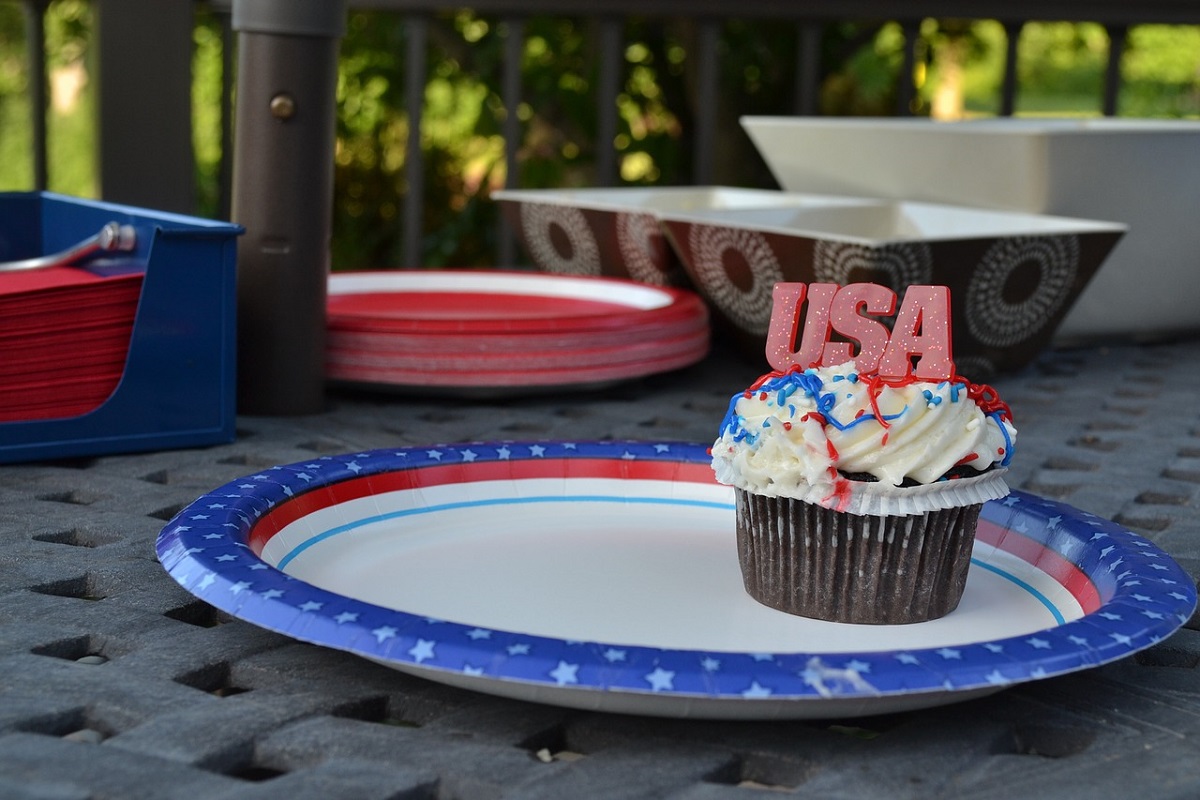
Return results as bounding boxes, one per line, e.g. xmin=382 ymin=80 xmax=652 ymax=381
xmin=2 ymin=335 xmax=1199 ymax=799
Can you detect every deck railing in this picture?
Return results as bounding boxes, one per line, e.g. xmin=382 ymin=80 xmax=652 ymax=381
xmin=13 ymin=0 xmax=1200 ymax=267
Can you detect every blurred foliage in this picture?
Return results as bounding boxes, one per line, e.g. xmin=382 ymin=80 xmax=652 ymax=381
xmin=0 ymin=0 xmax=94 ymax=196
xmin=3 ymin=4 xmax=1200 ymax=268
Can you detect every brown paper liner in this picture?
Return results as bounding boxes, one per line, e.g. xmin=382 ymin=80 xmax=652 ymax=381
xmin=735 ymin=489 xmax=981 ymax=624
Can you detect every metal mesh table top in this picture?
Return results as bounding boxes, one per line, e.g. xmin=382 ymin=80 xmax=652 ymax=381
xmin=3 ymin=337 xmax=1200 ymax=799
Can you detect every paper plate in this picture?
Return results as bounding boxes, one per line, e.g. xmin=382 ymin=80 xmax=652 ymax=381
xmin=327 ymin=271 xmax=707 ymax=334
xmin=326 ymin=344 xmax=709 ymax=391
xmin=326 ymin=329 xmax=709 ymax=372
xmin=156 ymin=442 xmax=1196 ymax=720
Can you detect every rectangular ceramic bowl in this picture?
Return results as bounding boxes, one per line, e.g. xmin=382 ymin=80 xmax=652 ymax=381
xmin=657 ymin=200 xmax=1126 ymax=378
xmin=741 ymin=116 xmax=1200 ymax=341
xmin=494 ymin=186 xmax=875 ymax=287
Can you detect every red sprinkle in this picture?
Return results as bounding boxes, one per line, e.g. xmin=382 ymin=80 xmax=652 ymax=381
xmin=955 ymin=452 xmax=978 ymax=466
xmin=782 ymin=422 xmax=792 ymax=431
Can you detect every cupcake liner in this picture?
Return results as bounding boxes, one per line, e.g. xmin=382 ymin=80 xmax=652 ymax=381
xmin=711 ymin=455 xmax=1010 ymax=518
xmin=735 ymin=489 xmax=980 ymax=624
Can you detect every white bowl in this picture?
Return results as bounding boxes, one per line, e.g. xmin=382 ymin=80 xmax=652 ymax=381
xmin=741 ymin=116 xmax=1200 ymax=341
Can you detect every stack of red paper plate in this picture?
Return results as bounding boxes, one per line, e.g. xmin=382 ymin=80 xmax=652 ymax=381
xmin=0 ymin=266 xmax=143 ymax=423
xmin=326 ymin=271 xmax=710 ymax=393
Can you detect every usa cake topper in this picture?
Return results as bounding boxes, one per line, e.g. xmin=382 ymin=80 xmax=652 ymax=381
xmin=766 ymin=282 xmax=953 ymax=381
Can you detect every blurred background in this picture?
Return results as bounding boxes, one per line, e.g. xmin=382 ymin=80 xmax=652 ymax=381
xmin=2 ymin=3 xmax=1199 ymax=271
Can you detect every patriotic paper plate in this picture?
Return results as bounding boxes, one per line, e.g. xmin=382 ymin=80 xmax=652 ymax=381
xmin=156 ymin=442 xmax=1196 ymax=720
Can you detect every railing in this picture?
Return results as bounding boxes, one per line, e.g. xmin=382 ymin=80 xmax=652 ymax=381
xmin=13 ymin=0 xmax=1200 ymax=268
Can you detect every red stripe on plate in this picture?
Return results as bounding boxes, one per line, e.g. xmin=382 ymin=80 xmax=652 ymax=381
xmin=249 ymin=457 xmax=717 ymax=555
xmin=976 ymin=518 xmax=1101 ymax=613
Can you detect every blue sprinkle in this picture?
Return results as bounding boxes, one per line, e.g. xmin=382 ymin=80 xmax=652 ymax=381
xmin=847 ymin=373 xmax=859 ymax=383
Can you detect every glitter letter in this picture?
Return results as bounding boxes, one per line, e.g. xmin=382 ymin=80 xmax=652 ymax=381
xmin=794 ymin=283 xmax=839 ymax=369
xmin=827 ymin=283 xmax=896 ymax=371
xmin=878 ymin=285 xmax=953 ymax=380
xmin=765 ymin=283 xmax=808 ymax=371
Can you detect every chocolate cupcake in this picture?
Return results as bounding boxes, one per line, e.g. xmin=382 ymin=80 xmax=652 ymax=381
xmin=711 ymin=360 xmax=1016 ymax=624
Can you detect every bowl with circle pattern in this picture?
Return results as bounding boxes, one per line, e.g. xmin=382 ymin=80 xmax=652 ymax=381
xmin=494 ymin=186 xmax=877 ymax=288
xmin=657 ymin=200 xmax=1126 ymax=378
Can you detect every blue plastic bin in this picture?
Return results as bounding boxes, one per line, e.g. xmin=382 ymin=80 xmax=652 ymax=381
xmin=0 ymin=192 xmax=242 ymax=463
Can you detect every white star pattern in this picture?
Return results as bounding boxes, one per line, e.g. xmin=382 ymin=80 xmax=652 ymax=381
xmin=334 ymin=612 xmax=359 ymax=624
xmin=896 ymin=653 xmax=920 ymax=665
xmin=654 ymin=444 xmax=671 ymax=453
xmin=742 ymin=681 xmax=773 ymax=698
xmin=465 ymin=628 xmax=492 ymax=640
xmin=1110 ymin=633 xmax=1133 ymax=646
xmin=196 ymin=573 xmax=215 ymax=590
xmin=229 ymin=581 xmax=251 ymax=595
xmin=603 ymin=648 xmax=627 ymax=663
xmin=549 ymin=661 xmax=579 ymax=686
xmin=985 ymin=670 xmax=1010 ymax=685
xmin=260 ymin=589 xmax=284 ymax=600
xmin=497 ymin=446 xmax=511 ymax=459
xmin=645 ymin=667 xmax=675 ymax=691
xmin=844 ymin=659 xmax=870 ymax=674
xmin=372 ymin=626 xmax=397 ymax=642
xmin=701 ymin=657 xmax=721 ymax=672
xmin=214 ymin=554 xmax=237 ymax=562
xmin=529 ymin=445 xmax=546 ymax=457
xmin=937 ymin=648 xmax=962 ymax=660
xmin=460 ymin=449 xmax=478 ymax=462
xmin=409 ymin=639 xmax=436 ymax=663
xmin=1026 ymin=638 xmax=1051 ymax=650
xmin=426 ymin=450 xmax=444 ymax=461
xmin=299 ymin=601 xmax=323 ymax=612
xmin=463 ymin=665 xmax=485 ymax=677
xmin=507 ymin=643 xmax=531 ymax=656
xmin=346 ymin=462 xmax=362 ymax=473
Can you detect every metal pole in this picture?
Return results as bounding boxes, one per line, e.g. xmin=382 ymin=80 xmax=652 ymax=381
xmin=24 ymin=0 xmax=48 ymax=191
xmin=231 ymin=0 xmax=346 ymax=415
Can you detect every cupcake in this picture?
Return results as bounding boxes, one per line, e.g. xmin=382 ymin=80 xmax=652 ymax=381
xmin=711 ymin=359 xmax=1016 ymax=624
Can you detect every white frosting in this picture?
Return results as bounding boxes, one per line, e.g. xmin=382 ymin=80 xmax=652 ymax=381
xmin=711 ymin=360 xmax=1016 ymax=515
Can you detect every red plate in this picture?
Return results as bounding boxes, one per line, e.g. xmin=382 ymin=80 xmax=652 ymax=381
xmin=326 ymin=314 xmax=708 ymax=357
xmin=327 ymin=328 xmax=709 ymax=372
xmin=327 ymin=270 xmax=707 ymax=335
xmin=327 ymin=344 xmax=709 ymax=392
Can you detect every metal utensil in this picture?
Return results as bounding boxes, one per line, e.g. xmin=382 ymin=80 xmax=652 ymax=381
xmin=0 ymin=222 xmax=137 ymax=273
